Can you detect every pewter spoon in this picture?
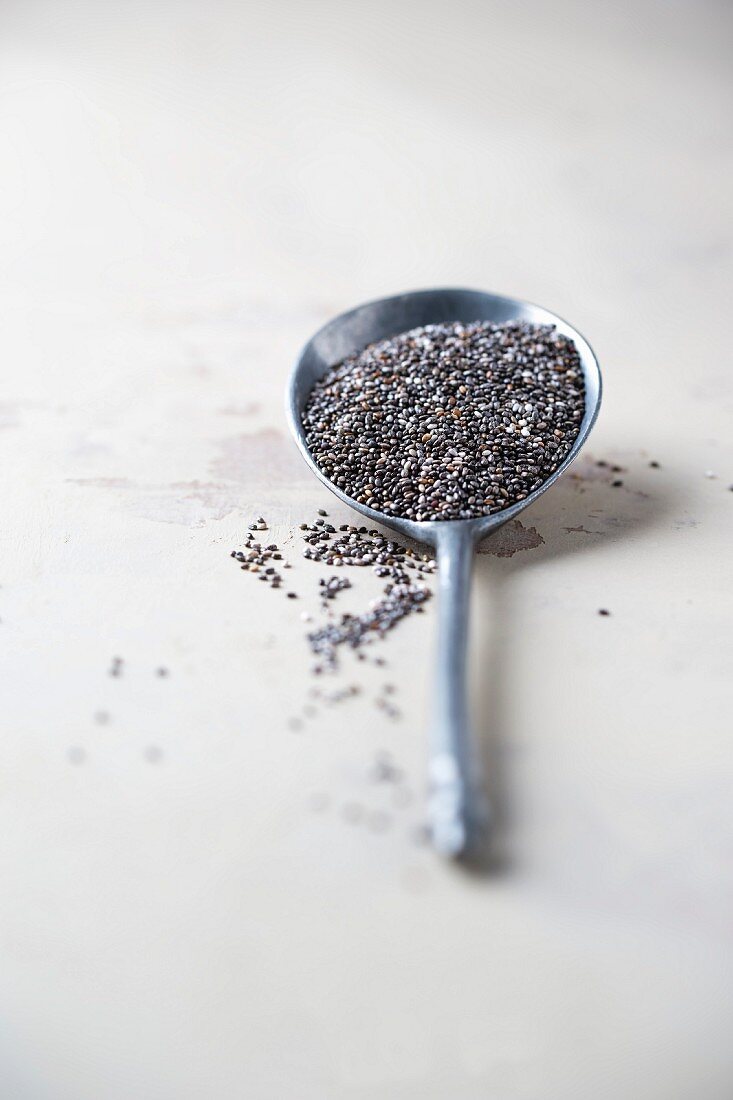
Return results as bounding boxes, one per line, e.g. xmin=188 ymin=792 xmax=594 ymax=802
xmin=287 ymin=288 xmax=602 ymax=859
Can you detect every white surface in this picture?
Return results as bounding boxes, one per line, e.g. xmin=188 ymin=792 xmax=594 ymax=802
xmin=1 ymin=2 xmax=732 ymax=1098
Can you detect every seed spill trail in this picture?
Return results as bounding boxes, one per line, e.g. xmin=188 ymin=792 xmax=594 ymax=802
xmin=306 ymin=569 xmax=431 ymax=672
xmin=229 ymin=516 xmax=435 ymax=677
xmin=295 ymin=519 xmax=434 ymax=671
xmin=303 ymin=320 xmax=585 ymax=522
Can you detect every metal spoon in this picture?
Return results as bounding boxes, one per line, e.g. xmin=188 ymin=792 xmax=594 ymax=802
xmin=287 ymin=288 xmax=602 ymax=859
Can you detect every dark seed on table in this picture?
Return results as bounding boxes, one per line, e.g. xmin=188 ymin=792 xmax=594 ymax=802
xmin=598 ymin=608 xmax=611 ymax=616
xmin=611 ymin=480 xmax=623 ymax=488
xmin=318 ymin=508 xmax=328 ymax=516
xmin=649 ymin=461 xmax=660 ymax=468
xmin=287 ymin=592 xmax=297 ymax=599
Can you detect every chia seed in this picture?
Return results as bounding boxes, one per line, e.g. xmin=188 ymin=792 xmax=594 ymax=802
xmin=302 ymin=320 xmax=585 ymax=521
xmin=306 ymin=563 xmax=430 ymax=670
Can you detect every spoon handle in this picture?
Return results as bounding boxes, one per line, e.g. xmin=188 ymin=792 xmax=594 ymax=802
xmin=429 ymin=524 xmax=488 ymax=858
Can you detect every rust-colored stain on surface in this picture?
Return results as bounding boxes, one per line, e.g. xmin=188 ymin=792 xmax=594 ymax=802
xmin=209 ymin=429 xmax=307 ymax=487
xmin=67 ymin=429 xmax=309 ymax=525
xmin=478 ymin=519 xmax=545 ymax=558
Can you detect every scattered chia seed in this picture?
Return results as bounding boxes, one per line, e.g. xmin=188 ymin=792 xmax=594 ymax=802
xmin=317 ymin=508 xmax=328 ymax=516
xmin=649 ymin=461 xmax=660 ymax=469
xmin=369 ymin=752 xmax=402 ymax=784
xmin=316 ymin=684 xmax=361 ymax=705
xmin=302 ymin=320 xmax=585 ymax=521
xmin=319 ymin=575 xmax=352 ymax=602
xmin=598 ymin=608 xmax=611 ymax=616
xmin=611 ymin=479 xmax=623 ymax=487
xmin=109 ymin=656 xmax=123 ymax=677
xmin=300 ymin=525 xmax=436 ymax=573
xmin=307 ymin=568 xmax=430 ymax=670
xmin=375 ymin=696 xmax=401 ymax=719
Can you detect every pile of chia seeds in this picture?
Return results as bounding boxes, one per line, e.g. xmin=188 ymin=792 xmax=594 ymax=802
xmin=302 ymin=320 xmax=585 ymax=521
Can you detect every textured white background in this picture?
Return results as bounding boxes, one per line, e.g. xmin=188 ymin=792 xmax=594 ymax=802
xmin=1 ymin=2 xmax=732 ymax=1097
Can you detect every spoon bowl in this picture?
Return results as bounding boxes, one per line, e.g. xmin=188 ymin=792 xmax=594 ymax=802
xmin=287 ymin=288 xmax=602 ymax=858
